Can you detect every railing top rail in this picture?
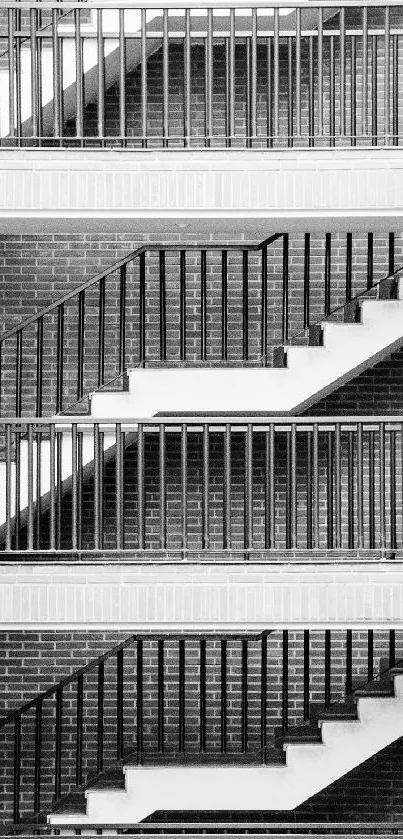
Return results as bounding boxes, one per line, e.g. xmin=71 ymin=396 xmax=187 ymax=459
xmin=3 ymin=0 xmax=403 ymax=8
xmin=1 ymin=415 xmax=402 ymax=425
xmin=0 ymin=629 xmax=272 ymax=729
xmin=0 ymin=234 xmax=279 ymax=346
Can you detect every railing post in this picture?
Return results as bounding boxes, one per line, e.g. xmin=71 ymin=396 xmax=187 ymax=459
xmin=200 ymin=640 xmax=206 ymax=754
xmin=34 ymin=701 xmax=42 ymax=820
xmin=97 ymin=661 xmax=104 ymax=775
xmin=221 ymin=639 xmax=227 ymax=753
xmin=282 ymin=630 xmax=289 ymax=735
xmin=241 ymin=639 xmax=248 ymax=753
xmin=117 ymin=648 xmax=124 ymax=761
xmin=136 ymin=640 xmax=143 ymax=764
xmin=13 ymin=714 xmax=21 ymax=825
xmin=261 ymin=633 xmax=267 ymax=764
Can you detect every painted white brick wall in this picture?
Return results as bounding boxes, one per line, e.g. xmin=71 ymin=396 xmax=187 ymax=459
xmin=0 ymin=562 xmax=402 ymax=628
xmin=1 ymin=149 xmax=403 ymax=220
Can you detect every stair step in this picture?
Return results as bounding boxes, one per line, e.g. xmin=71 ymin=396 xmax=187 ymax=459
xmin=354 ymin=686 xmax=394 ymax=697
xmin=317 ymin=708 xmax=358 ymax=722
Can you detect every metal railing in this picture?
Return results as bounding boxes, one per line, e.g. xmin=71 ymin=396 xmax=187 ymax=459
xmin=0 ymin=628 xmax=400 ymax=826
xmin=1 ymin=1 xmax=403 ymax=148
xmin=1 ymin=415 xmax=403 ymax=558
xmin=0 ymin=232 xmax=398 ymax=418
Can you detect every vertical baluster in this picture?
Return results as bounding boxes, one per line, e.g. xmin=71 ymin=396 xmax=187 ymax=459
xmin=117 ymin=649 xmax=124 ymax=761
xmin=251 ymin=8 xmax=257 ymax=146
xmin=202 ymin=424 xmax=209 ymax=550
xmin=222 ymin=250 xmax=228 ymax=361
xmin=357 ymin=422 xmax=364 ymax=549
xmin=97 ymin=660 xmax=104 ymax=774
xmin=246 ymin=36 xmax=251 ymax=147
xmin=390 ymin=429 xmax=396 ymax=550
xmin=77 ymin=430 xmax=83 ymax=551
xmin=242 ymin=250 xmax=249 ymax=360
xmin=393 ymin=35 xmax=398 ymax=145
xmin=245 ymin=423 xmax=253 ymax=556
xmin=324 ymin=630 xmax=331 ymax=708
xmin=49 ymin=424 xmax=56 ymax=551
xmin=261 ymin=245 xmax=268 ymax=361
xmin=225 ymin=38 xmax=230 ymax=146
xmin=224 ymin=424 xmax=231 ymax=551
xmin=13 ymin=715 xmax=21 ymax=824
xmin=71 ymin=423 xmax=78 ymax=551
xmin=282 ymin=630 xmax=289 ymax=734
xmin=116 ymin=423 xmax=124 ymax=551
xmin=389 ymin=232 xmax=395 ymax=276
xmin=14 ymin=426 xmax=21 ymax=551
xmin=367 ymin=232 xmax=374 ymax=290
xmin=54 ymin=688 xmax=62 ymax=802
xmin=8 ymin=10 xmax=15 ymax=140
xmin=159 ymin=424 xmax=166 ymax=551
xmin=98 ymin=277 xmax=105 ymax=388
xmin=30 ymin=9 xmax=38 ymax=140
xmin=327 ymin=430 xmax=334 ymax=549
xmin=136 ymin=640 xmax=143 ymax=764
xmin=119 ymin=9 xmax=126 ymax=144
xmin=303 ymin=630 xmax=310 ymax=722
xmin=201 ymin=250 xmax=207 ymax=361
xmin=52 ymin=9 xmax=61 ymax=140
xmin=266 ymin=38 xmax=272 ymax=147
xmin=162 ymin=9 xmax=169 ymax=147
xmin=303 ymin=234 xmax=310 ymax=331
xmin=282 ymin=234 xmax=289 ymax=343
xmin=94 ymin=424 xmax=101 ymax=550
xmin=239 ymin=639 xmax=248 ymax=754
xmin=181 ymin=424 xmax=187 ymax=555
xmin=330 ymin=35 xmax=335 ymax=146
xmin=15 ymin=10 xmax=22 ymax=144
xmin=179 ymin=639 xmax=185 ymax=753
xmin=56 ymin=432 xmax=63 ymax=549
xmin=266 ymin=424 xmax=275 ymax=550
xmin=229 ymin=9 xmax=235 ymax=146
xmin=351 ymin=35 xmax=356 ymax=146
xmin=158 ymin=639 xmax=164 ymax=753
xmin=97 ymin=9 xmax=105 ymax=142
xmin=362 ymin=7 xmax=368 ymax=139
xmin=184 ymin=9 xmax=191 ymax=147
xmin=346 ymin=630 xmax=353 ymax=694
xmin=335 ymin=423 xmax=342 ymax=549
xmin=141 ymin=8 xmax=147 ymax=147
xmin=119 ymin=264 xmax=127 ymax=372
xmin=389 ymin=630 xmax=396 ymax=668
xmin=318 ymin=8 xmax=323 ymax=139
xmin=221 ymin=639 xmax=227 ymax=753
xmin=34 ymin=701 xmax=42 ymax=819
xmin=137 ymin=424 xmax=145 ymax=550
xmin=346 ymin=233 xmax=352 ymax=303
xmin=261 ymin=633 xmax=267 ymax=764
xmin=369 ymin=430 xmax=375 ymax=549
xmin=313 ymin=423 xmax=319 ymax=549
xmin=340 ymin=7 xmax=345 ymax=137
xmin=27 ymin=424 xmax=34 ymax=551
xmin=273 ymin=8 xmax=279 ymax=141
xmin=308 ymin=36 xmax=314 ymax=146
xmin=291 ymin=423 xmax=297 ymax=549
xmin=75 ymin=674 xmax=83 ymax=786
xmin=5 ymin=426 xmax=12 ymax=552
xmin=15 ymin=330 xmax=22 ymax=418
xmin=205 ymin=8 xmax=213 ymax=146
xmin=139 ymin=254 xmax=145 ymax=365
xmin=307 ymin=429 xmax=313 ymax=550
xmin=286 ymin=429 xmax=291 ymax=550
xmin=295 ymin=8 xmax=301 ymax=137
xmin=180 ymin=250 xmax=186 ymax=361
xmin=75 ymin=8 xmax=83 ymax=141
xmin=200 ymin=639 xmax=206 ymax=753
xmin=36 ymin=316 xmax=43 ymax=418
xmin=324 ymin=233 xmax=331 ymax=317
xmin=77 ymin=290 xmax=85 ymax=401
xmin=159 ymin=251 xmax=167 ymax=362
xmin=56 ymin=303 xmax=64 ymax=413
xmin=367 ymin=629 xmax=374 ymax=682
xmin=379 ymin=422 xmax=386 ymax=551
xmin=372 ymin=36 xmax=378 ymax=145
xmin=287 ymin=37 xmax=293 ymax=148
xmin=385 ymin=7 xmax=390 ymax=144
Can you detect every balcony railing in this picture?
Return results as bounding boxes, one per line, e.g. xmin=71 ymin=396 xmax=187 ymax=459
xmin=1 ymin=1 xmax=403 ymax=149
xmin=1 ymin=415 xmax=403 ymax=559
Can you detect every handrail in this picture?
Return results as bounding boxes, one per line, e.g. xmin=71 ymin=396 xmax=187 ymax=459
xmin=1 ymin=414 xmax=403 ymax=425
xmin=0 ymin=234 xmax=279 ymax=346
xmin=3 ymin=0 xmax=403 ymax=8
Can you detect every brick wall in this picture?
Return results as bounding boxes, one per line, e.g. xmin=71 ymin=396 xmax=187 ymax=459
xmin=0 ymin=628 xmax=401 ymax=825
